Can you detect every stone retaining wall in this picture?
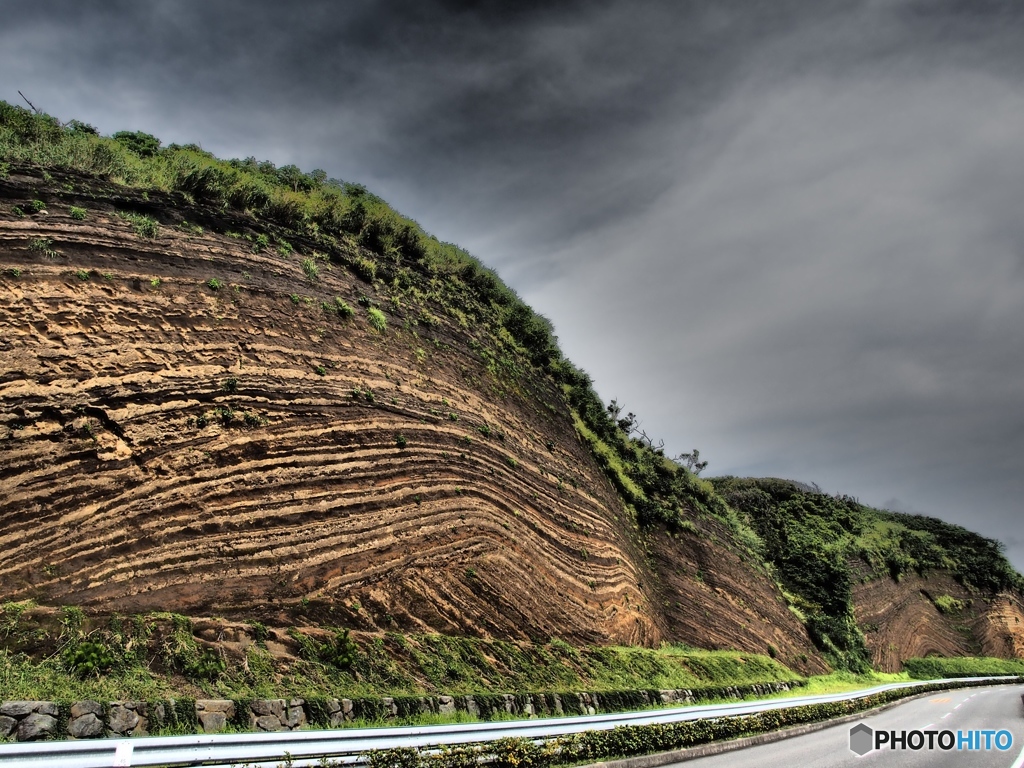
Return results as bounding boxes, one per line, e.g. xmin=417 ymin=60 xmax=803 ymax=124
xmin=0 ymin=681 xmax=798 ymax=741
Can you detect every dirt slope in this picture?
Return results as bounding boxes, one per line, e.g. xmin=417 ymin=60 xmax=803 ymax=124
xmin=649 ymin=520 xmax=831 ymax=674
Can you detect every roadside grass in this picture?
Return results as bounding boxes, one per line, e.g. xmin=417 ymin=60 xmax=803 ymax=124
xmin=580 ymin=644 xmax=797 ymax=691
xmin=903 ymin=656 xmax=1024 ymax=679
xmin=0 ymin=613 xmax=801 ymax=705
xmin=766 ymin=670 xmax=910 ymax=700
xmin=0 ymin=649 xmax=172 ymax=701
xmin=763 ymin=658 xmax=1024 ymax=703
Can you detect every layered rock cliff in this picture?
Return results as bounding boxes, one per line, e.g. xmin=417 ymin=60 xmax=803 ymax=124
xmin=1 ymin=106 xmax=1021 ymax=677
xmin=0 ymin=167 xmax=833 ymax=673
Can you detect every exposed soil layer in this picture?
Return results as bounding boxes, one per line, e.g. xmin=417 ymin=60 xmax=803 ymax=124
xmin=648 ymin=520 xmax=830 ymax=675
xmin=851 ymin=562 xmax=1024 ymax=672
xmin=0 ymin=171 xmax=661 ymax=645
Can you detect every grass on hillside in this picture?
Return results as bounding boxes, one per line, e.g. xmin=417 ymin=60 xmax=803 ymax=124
xmin=0 ymin=604 xmax=802 ymax=705
xmin=763 ymin=657 xmax=1024 ymax=704
xmin=0 ymin=101 xmax=563 ymax=364
xmin=768 ymin=670 xmax=910 ymax=699
xmin=0 ymin=637 xmax=809 ymax=735
xmin=0 ymin=613 xmax=801 ymax=703
xmin=712 ymin=477 xmax=1024 ymax=673
xmin=903 ymin=656 xmax=1024 ymax=679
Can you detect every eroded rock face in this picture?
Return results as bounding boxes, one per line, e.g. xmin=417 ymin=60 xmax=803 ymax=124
xmin=975 ymin=594 xmax=1024 ymax=659
xmin=648 ymin=517 xmax=830 ymax=675
xmin=0 ymin=172 xmax=659 ymax=647
xmin=6 ymin=170 xmax=1012 ymax=671
xmin=852 ymin=567 xmax=1024 ymax=672
xmin=0 ymin=171 xmax=833 ymax=663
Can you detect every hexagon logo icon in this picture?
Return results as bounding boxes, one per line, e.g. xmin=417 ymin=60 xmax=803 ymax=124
xmin=850 ymin=723 xmax=874 ymax=755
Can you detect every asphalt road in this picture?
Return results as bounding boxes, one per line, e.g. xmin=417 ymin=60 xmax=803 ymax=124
xmin=675 ymin=684 xmax=1024 ymax=768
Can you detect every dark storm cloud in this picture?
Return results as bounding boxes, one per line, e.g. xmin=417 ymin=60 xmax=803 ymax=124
xmin=2 ymin=1 xmax=1022 ymax=566
xmin=1 ymin=1 xmax=825 ymax=255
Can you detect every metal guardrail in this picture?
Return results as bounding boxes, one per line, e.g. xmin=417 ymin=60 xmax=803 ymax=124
xmin=0 ymin=677 xmax=1019 ymax=768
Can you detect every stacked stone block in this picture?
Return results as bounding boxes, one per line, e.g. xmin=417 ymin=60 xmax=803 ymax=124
xmin=0 ymin=681 xmax=797 ymax=741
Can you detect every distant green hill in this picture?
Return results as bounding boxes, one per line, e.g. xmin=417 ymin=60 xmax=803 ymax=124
xmin=713 ymin=477 xmax=1022 ymax=670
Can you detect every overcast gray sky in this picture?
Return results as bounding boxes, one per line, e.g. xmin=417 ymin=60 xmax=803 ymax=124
xmin=3 ymin=0 xmax=1023 ymax=569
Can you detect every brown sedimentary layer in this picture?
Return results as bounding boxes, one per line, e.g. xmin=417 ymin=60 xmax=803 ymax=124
xmin=851 ymin=563 xmax=1024 ymax=672
xmin=13 ymin=169 xmax=1014 ymax=671
xmin=648 ymin=520 xmax=830 ymax=675
xmin=0 ymin=176 xmax=656 ymax=644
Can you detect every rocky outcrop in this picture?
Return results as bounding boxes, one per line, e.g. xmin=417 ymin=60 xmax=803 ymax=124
xmin=973 ymin=593 xmax=1024 ymax=660
xmin=0 ymin=168 xmax=829 ymax=664
xmin=5 ymin=167 xmax=1016 ymax=677
xmin=852 ymin=566 xmax=1024 ymax=672
xmin=0 ymin=170 xmax=659 ymax=647
xmin=648 ymin=519 xmax=830 ymax=675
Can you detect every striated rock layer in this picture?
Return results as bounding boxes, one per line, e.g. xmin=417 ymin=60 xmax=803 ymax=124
xmin=0 ymin=178 xmax=665 ymax=645
xmin=649 ymin=520 xmax=831 ymax=675
xmin=851 ymin=565 xmax=1024 ymax=672
xmin=13 ymin=167 xmax=1019 ymax=674
xmin=0 ymin=170 xmax=830 ymax=666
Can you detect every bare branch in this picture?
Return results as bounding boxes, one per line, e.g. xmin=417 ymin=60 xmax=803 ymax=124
xmin=17 ymin=90 xmax=39 ymax=114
